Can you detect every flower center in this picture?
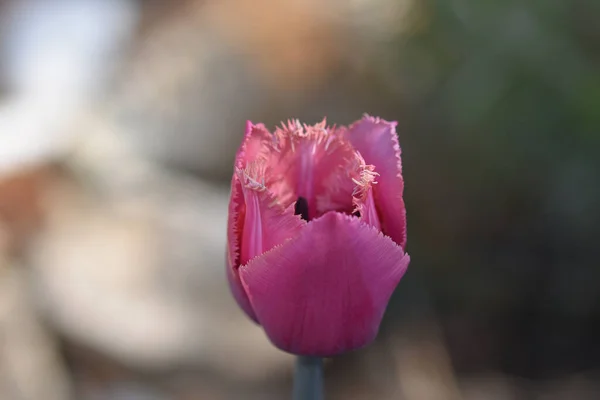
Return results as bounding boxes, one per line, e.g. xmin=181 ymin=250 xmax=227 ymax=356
xmin=240 ymin=119 xmax=378 ymax=222
xmin=294 ymin=196 xmax=310 ymax=221
xmin=262 ymin=120 xmax=369 ymax=220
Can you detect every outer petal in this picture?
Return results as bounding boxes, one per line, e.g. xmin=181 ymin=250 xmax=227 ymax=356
xmin=227 ymin=121 xmax=275 ymax=321
xmin=226 ymin=167 xmax=306 ymax=322
xmin=235 ymin=121 xmax=272 ymax=168
xmin=239 ymin=212 xmax=410 ymax=356
xmin=226 ymin=244 xmax=257 ymax=321
xmin=228 ymin=122 xmax=273 ymax=278
xmin=226 ymin=174 xmax=257 ymax=320
xmin=344 ymin=115 xmax=407 ymax=249
xmin=237 ymin=168 xmax=306 ymax=265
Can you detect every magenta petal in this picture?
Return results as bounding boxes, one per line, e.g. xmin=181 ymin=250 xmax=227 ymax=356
xmin=227 ymin=122 xmax=276 ymax=321
xmin=226 ymin=174 xmax=257 ymax=321
xmin=236 ymin=121 xmax=272 ymax=168
xmin=266 ymin=120 xmax=365 ymax=218
xmin=357 ymin=185 xmax=381 ymax=231
xmin=227 ymin=121 xmax=272 ymax=285
xmin=344 ymin=115 xmax=407 ymax=249
xmin=226 ymin=248 xmax=258 ymax=321
xmin=239 ymin=212 xmax=410 ymax=356
xmin=237 ymin=169 xmax=306 ymax=265
xmin=226 ymin=167 xmax=306 ymax=322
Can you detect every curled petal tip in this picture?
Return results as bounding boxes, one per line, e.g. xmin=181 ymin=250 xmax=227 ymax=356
xmin=345 ymin=116 xmax=407 ymax=249
xmin=359 ymin=114 xmax=398 ymax=128
xmin=245 ymin=120 xmax=255 ymax=134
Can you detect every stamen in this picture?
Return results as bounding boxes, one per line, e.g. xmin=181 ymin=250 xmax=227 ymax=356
xmin=294 ymin=197 xmax=310 ymax=221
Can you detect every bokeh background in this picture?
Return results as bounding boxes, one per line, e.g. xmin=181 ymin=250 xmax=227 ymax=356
xmin=1 ymin=0 xmax=599 ymax=399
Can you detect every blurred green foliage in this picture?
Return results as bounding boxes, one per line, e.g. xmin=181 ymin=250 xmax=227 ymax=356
xmin=383 ymin=0 xmax=600 ymax=377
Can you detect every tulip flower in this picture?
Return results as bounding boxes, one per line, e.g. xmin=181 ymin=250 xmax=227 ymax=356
xmin=226 ymin=115 xmax=410 ymax=357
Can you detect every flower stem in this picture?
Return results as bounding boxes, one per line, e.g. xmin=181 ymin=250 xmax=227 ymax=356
xmin=293 ymin=356 xmax=324 ymax=400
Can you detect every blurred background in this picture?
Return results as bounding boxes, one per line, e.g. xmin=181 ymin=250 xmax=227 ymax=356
xmin=0 ymin=0 xmax=599 ymax=399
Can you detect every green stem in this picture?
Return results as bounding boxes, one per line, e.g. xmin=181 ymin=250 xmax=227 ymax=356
xmin=292 ymin=356 xmax=324 ymax=400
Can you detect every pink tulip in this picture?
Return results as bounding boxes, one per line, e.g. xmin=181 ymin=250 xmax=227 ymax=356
xmin=226 ymin=115 xmax=410 ymax=356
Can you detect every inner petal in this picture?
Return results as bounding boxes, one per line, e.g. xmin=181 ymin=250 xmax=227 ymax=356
xmin=265 ymin=120 xmax=368 ymax=220
xmin=236 ymin=166 xmax=306 ymax=265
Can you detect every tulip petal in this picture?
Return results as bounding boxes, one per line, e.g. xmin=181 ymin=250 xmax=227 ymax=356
xmin=226 ymin=243 xmax=257 ymax=321
xmin=356 ymin=185 xmax=381 ymax=231
xmin=344 ymin=115 xmax=407 ymax=249
xmin=226 ymin=174 xmax=257 ymax=320
xmin=228 ymin=123 xmax=273 ymax=270
xmin=266 ymin=120 xmax=366 ymax=219
xmin=237 ymin=167 xmax=306 ymax=265
xmin=236 ymin=121 xmax=273 ymax=168
xmin=227 ymin=123 xmax=305 ymax=321
xmin=239 ymin=212 xmax=410 ymax=356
